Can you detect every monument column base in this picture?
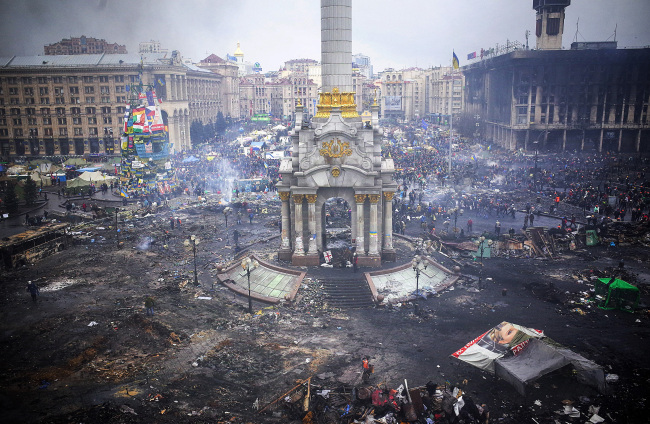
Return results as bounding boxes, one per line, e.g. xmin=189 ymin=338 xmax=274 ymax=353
xmin=357 ymin=255 xmax=381 ymax=267
xmin=278 ymin=249 xmax=293 ymax=261
xmin=292 ymin=254 xmax=320 ymax=267
xmin=381 ymin=249 xmax=396 ymax=262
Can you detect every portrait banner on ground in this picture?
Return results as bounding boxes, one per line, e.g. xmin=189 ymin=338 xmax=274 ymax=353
xmin=451 ymin=321 xmax=544 ymax=373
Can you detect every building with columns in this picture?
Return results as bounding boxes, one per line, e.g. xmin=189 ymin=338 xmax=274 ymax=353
xmin=461 ymin=0 xmax=650 ymax=154
xmin=276 ymin=0 xmax=397 ymax=267
xmin=0 ymin=51 xmax=236 ymax=158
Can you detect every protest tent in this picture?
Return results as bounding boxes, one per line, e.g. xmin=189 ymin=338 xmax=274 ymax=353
xmin=595 ymin=278 xmax=640 ymax=312
xmin=452 ymin=322 xmax=606 ymax=395
xmin=77 ymin=171 xmax=117 ymax=182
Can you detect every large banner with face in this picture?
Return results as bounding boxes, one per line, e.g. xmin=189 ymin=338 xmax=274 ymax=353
xmin=451 ymin=322 xmax=544 ymax=373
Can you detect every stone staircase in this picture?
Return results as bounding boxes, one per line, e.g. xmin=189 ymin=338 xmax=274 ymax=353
xmin=321 ymin=277 xmax=374 ymax=308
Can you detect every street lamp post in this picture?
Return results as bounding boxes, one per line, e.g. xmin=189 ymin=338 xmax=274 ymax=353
xmin=184 ymin=235 xmax=200 ymax=286
xmin=477 ymin=236 xmax=493 ymax=289
xmin=115 ymin=207 xmax=120 ymax=248
xmin=411 ymin=255 xmax=428 ymax=313
xmin=241 ymin=257 xmax=259 ymax=314
xmin=450 ymin=208 xmax=463 ymax=238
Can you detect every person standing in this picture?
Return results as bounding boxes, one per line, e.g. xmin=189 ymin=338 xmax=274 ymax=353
xmin=353 ymin=252 xmax=358 ymax=273
xmin=467 ymin=218 xmax=473 ymax=233
xmin=362 ymin=357 xmax=374 ymax=383
xmin=495 ymin=220 xmax=501 ymax=236
xmin=144 ymin=296 xmax=155 ymax=316
xmin=27 ymin=281 xmax=39 ymax=302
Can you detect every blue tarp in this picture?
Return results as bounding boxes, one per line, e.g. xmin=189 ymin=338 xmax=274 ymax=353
xmin=250 ymin=141 xmax=266 ymax=150
xmin=77 ymin=167 xmax=101 ymax=172
xmin=182 ymin=156 xmax=199 ymax=163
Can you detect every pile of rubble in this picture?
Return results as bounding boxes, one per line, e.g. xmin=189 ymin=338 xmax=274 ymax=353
xmin=258 ymin=377 xmax=490 ymax=424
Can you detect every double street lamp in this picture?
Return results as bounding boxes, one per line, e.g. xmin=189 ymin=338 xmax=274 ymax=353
xmin=241 ymin=257 xmax=259 ymax=314
xmin=477 ymin=236 xmax=493 ymax=289
xmin=450 ymin=207 xmax=463 ymax=238
xmin=412 ymin=255 xmax=428 ymax=313
xmin=184 ymin=235 xmax=200 ymax=286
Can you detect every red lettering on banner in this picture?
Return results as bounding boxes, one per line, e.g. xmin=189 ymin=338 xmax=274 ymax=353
xmin=511 ymin=339 xmax=530 ymax=356
xmin=451 ymin=330 xmax=490 ymax=358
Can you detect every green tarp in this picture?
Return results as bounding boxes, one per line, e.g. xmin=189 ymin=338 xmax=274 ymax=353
xmin=594 ymin=278 xmax=640 ymax=312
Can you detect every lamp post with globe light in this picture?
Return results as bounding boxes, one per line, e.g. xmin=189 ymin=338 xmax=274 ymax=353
xmin=411 ymin=255 xmax=428 ymax=312
xmin=241 ymin=257 xmax=259 ymax=314
xmin=477 ymin=236 xmax=493 ymax=289
xmin=184 ymin=235 xmax=200 ymax=286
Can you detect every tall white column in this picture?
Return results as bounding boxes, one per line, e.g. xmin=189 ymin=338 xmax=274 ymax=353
xmin=321 ymin=0 xmax=352 ymax=93
xmin=293 ymin=194 xmax=305 ymax=255
xmin=383 ymin=192 xmax=394 ymax=250
xmin=368 ymin=194 xmax=380 ymax=256
xmin=280 ymin=192 xmax=291 ymax=249
xmin=306 ymin=194 xmax=318 ymax=254
xmin=355 ymin=194 xmax=366 ymax=253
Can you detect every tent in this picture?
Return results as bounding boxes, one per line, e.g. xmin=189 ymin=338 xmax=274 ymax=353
xmin=64 ymin=158 xmax=88 ymax=166
xmin=595 ymin=278 xmax=640 ymax=312
xmin=182 ymin=156 xmax=199 ymax=163
xmin=452 ymin=322 xmax=606 ymax=395
xmin=77 ymin=171 xmax=116 ymax=182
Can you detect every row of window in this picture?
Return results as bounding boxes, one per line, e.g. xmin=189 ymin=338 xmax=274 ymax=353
xmin=1 ymin=96 xmax=128 ymax=105
xmin=3 ymin=116 xmax=116 ymax=125
xmin=0 ymin=106 xmax=125 ymax=116
xmin=0 ymin=127 xmax=115 ymax=137
xmin=1 ymin=75 xmax=133 ymax=85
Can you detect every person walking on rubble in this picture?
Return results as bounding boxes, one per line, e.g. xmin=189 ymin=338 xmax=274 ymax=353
xmin=27 ymin=281 xmax=39 ymax=303
xmin=362 ymin=357 xmax=374 ymax=383
xmin=145 ymin=296 xmax=155 ymax=316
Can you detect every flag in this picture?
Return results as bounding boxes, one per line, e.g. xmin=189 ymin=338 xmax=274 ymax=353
xmin=452 ymin=51 xmax=460 ymax=70
xmin=263 ymin=162 xmax=268 ymax=169
xmin=467 ymin=51 xmax=477 ymax=60
xmin=146 ymin=90 xmax=155 ymax=106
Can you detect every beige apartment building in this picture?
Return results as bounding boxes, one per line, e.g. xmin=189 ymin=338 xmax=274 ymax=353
xmin=379 ymin=67 xmax=464 ymax=122
xmin=0 ymin=52 xmax=238 ymax=158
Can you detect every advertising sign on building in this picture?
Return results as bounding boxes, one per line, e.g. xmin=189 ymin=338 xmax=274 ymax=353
xmin=384 ymin=96 xmax=402 ymax=111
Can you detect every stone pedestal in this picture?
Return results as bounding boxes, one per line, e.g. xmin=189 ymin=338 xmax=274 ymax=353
xmin=357 ymin=255 xmax=381 ymax=267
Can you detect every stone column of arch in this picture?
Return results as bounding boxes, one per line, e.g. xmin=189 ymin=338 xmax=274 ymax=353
xmin=383 ymin=191 xmax=395 ymax=251
xmin=368 ymin=194 xmax=380 ymax=256
xmin=293 ymin=194 xmax=305 ymax=255
xmin=306 ymin=194 xmax=318 ymax=255
xmin=279 ymin=192 xmax=291 ymax=249
xmin=354 ymin=194 xmax=367 ymax=254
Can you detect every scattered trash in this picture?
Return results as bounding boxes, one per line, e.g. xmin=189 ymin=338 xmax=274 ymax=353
xmin=605 ymin=373 xmax=619 ymax=383
xmin=87 ymin=321 xmax=98 ymax=327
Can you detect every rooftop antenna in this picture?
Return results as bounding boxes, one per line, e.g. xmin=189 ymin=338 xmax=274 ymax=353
xmin=606 ymin=24 xmax=617 ymax=42
xmin=525 ymin=30 xmax=530 ymax=50
xmin=573 ymin=17 xmax=586 ymax=43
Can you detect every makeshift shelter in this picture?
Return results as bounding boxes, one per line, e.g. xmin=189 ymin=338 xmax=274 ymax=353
xmin=452 ymin=322 xmax=606 ymax=395
xmin=182 ymin=156 xmax=199 ymax=163
xmin=595 ymin=278 xmax=640 ymax=312
xmin=64 ymin=158 xmax=88 ymax=167
xmin=77 ymin=171 xmax=116 ymax=182
xmin=64 ymin=177 xmax=91 ymax=195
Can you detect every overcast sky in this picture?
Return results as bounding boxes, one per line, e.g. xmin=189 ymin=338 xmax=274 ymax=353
xmin=1 ymin=0 xmax=649 ymax=73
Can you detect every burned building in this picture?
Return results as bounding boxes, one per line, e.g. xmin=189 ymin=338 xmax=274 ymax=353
xmin=463 ymin=0 xmax=650 ymax=154
xmin=463 ymin=46 xmax=650 ymax=154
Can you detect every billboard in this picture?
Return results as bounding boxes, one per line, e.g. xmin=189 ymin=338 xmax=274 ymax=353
xmin=384 ymin=96 xmax=402 ymax=111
